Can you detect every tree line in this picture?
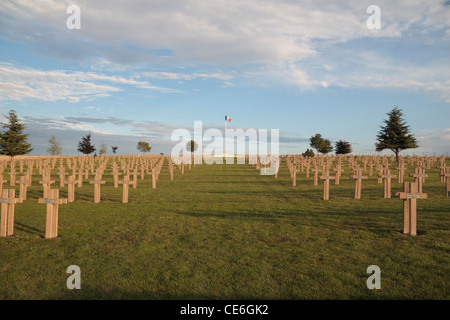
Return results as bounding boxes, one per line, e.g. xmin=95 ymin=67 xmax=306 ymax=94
xmin=304 ymin=106 xmax=418 ymax=161
xmin=0 ymin=110 xmax=152 ymax=156
xmin=0 ymin=107 xmax=418 ymax=160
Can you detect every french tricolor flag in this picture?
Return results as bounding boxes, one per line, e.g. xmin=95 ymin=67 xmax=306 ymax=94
xmin=225 ymin=115 xmax=231 ymax=122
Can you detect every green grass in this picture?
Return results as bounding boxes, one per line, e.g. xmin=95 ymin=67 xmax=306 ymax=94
xmin=0 ymin=158 xmax=449 ymax=299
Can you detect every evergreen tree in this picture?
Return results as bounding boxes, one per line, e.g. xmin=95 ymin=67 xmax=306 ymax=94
xmin=186 ymin=140 xmax=198 ymax=154
xmin=77 ymin=134 xmax=96 ymax=155
xmin=0 ymin=110 xmax=33 ymax=157
xmin=375 ymin=106 xmax=418 ymax=161
xmin=47 ymin=135 xmax=62 ymax=156
xmin=335 ymin=140 xmax=352 ymax=155
xmin=302 ymin=148 xmax=315 ymax=157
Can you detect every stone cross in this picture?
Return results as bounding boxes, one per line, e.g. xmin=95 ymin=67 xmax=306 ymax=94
xmin=395 ymin=182 xmax=427 ymax=236
xmin=291 ymin=168 xmax=298 ymax=187
xmin=319 ymin=171 xmax=335 ymax=200
xmin=409 ymin=167 xmax=428 ymax=193
xmin=444 ymin=168 xmax=450 ymax=197
xmin=65 ymin=175 xmax=76 ymax=203
xmin=169 ymin=164 xmax=174 ymax=181
xmin=112 ymin=169 xmax=121 ymax=188
xmin=39 ymin=176 xmax=55 ymax=198
xmin=311 ymin=167 xmax=320 ymax=186
xmin=396 ymin=164 xmax=406 ymax=183
xmin=150 ymin=167 xmax=157 ymax=189
xmin=0 ymin=189 xmax=22 ymax=237
xmin=333 ymin=165 xmax=344 ymax=185
xmin=9 ymin=170 xmax=16 ymax=187
xmin=77 ymin=170 xmax=84 ymax=187
xmin=58 ymin=168 xmax=66 ymax=187
xmin=89 ymin=174 xmax=106 ymax=203
xmin=119 ymin=175 xmax=131 ymax=203
xmin=38 ymin=189 xmax=68 ymax=239
xmin=381 ymin=168 xmax=396 ymax=199
xmin=351 ymin=169 xmax=368 ymax=199
xmin=131 ymin=170 xmax=139 ymax=189
xmin=16 ymin=176 xmax=28 ymax=201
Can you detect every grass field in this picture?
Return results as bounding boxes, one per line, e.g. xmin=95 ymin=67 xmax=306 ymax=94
xmin=0 ymin=157 xmax=449 ymax=300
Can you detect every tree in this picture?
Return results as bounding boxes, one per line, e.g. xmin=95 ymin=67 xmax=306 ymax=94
xmin=137 ymin=141 xmax=151 ymax=153
xmin=47 ymin=135 xmax=62 ymax=156
xmin=111 ymin=146 xmax=118 ymax=154
xmin=0 ymin=110 xmax=33 ymax=157
xmin=77 ymin=134 xmax=96 ymax=155
xmin=99 ymin=142 xmax=107 ymax=156
xmin=186 ymin=140 xmax=198 ymax=154
xmin=302 ymin=148 xmax=315 ymax=157
xmin=310 ymin=133 xmax=333 ymax=154
xmin=375 ymin=106 xmax=418 ymax=161
xmin=335 ymin=140 xmax=352 ymax=155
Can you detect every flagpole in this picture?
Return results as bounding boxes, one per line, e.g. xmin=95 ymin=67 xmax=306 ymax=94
xmin=224 ymin=116 xmax=227 ymax=157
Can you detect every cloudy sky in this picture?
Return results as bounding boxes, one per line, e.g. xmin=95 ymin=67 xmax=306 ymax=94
xmin=0 ymin=0 xmax=449 ymax=156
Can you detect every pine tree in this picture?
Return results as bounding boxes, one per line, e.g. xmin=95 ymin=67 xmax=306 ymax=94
xmin=77 ymin=134 xmax=96 ymax=155
xmin=47 ymin=135 xmax=62 ymax=156
xmin=186 ymin=140 xmax=198 ymax=154
xmin=375 ymin=106 xmax=418 ymax=161
xmin=302 ymin=148 xmax=315 ymax=157
xmin=0 ymin=110 xmax=33 ymax=157
xmin=335 ymin=140 xmax=352 ymax=155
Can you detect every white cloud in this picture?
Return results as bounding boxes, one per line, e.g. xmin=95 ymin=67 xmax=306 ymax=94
xmin=2 ymin=0 xmax=448 ymax=65
xmin=1 ymin=0 xmax=449 ymax=99
xmin=0 ymin=62 xmax=180 ymax=102
xmin=413 ymin=128 xmax=450 ymax=155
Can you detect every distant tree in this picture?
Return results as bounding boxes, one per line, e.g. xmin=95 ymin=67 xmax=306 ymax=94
xmin=186 ymin=140 xmax=198 ymax=155
xmin=310 ymin=133 xmax=333 ymax=154
xmin=137 ymin=141 xmax=151 ymax=153
xmin=0 ymin=110 xmax=33 ymax=157
xmin=375 ymin=106 xmax=418 ymax=161
xmin=77 ymin=134 xmax=96 ymax=155
xmin=99 ymin=142 xmax=107 ymax=156
xmin=335 ymin=140 xmax=352 ymax=155
xmin=111 ymin=146 xmax=118 ymax=154
xmin=302 ymin=148 xmax=315 ymax=157
xmin=47 ymin=135 xmax=62 ymax=156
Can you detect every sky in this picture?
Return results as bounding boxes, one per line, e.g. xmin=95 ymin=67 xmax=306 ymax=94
xmin=0 ymin=0 xmax=449 ymax=156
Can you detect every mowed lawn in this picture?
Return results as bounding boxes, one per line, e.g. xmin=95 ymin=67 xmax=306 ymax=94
xmin=0 ymin=157 xmax=449 ymax=300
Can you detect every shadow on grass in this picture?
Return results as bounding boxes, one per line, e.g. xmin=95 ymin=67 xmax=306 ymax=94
xmin=49 ymin=287 xmax=283 ymax=300
xmin=14 ymin=222 xmax=43 ymax=236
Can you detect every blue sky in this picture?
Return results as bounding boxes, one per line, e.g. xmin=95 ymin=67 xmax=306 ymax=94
xmin=0 ymin=0 xmax=449 ymax=156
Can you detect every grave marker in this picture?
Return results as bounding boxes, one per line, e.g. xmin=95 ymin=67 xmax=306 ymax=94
xmin=381 ymin=168 xmax=396 ymax=198
xmin=351 ymin=169 xmax=368 ymax=199
xmin=0 ymin=189 xmax=22 ymax=237
xmin=89 ymin=174 xmax=106 ymax=203
xmin=119 ymin=175 xmax=131 ymax=203
xmin=409 ymin=167 xmax=428 ymax=193
xmin=319 ymin=171 xmax=335 ymax=200
xmin=65 ymin=175 xmax=76 ymax=203
xmin=17 ymin=176 xmax=28 ymax=200
xmin=38 ymin=189 xmax=68 ymax=239
xmin=395 ymin=182 xmax=427 ymax=236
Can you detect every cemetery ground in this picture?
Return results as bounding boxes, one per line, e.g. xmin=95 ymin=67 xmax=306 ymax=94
xmin=0 ymin=157 xmax=449 ymax=300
